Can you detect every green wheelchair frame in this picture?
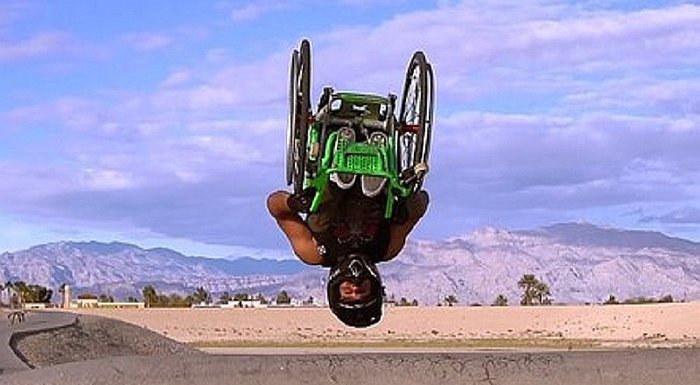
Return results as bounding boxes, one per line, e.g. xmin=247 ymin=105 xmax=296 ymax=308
xmin=286 ymin=39 xmax=435 ymax=218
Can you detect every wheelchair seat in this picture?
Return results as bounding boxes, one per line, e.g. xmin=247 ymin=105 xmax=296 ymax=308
xmin=321 ymin=92 xmax=391 ymax=137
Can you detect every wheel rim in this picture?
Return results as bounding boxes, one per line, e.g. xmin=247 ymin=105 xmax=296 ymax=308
xmin=295 ymin=40 xmax=311 ymax=193
xmin=286 ymin=51 xmax=299 ymax=186
xmin=286 ymin=40 xmax=312 ymax=193
xmin=421 ymin=63 xmax=435 ymax=167
xmin=398 ymin=51 xmax=430 ymax=192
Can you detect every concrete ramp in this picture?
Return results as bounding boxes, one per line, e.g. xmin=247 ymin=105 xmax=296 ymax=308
xmin=3 ymin=349 xmax=699 ymax=385
xmin=0 ymin=310 xmax=77 ymax=375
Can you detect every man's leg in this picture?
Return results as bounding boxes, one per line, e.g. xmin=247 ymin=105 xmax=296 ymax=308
xmin=383 ymin=190 xmax=429 ymax=261
xmin=266 ymin=191 xmax=323 ymax=265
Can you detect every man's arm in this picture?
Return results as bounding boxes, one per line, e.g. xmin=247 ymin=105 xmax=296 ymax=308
xmin=383 ymin=190 xmax=429 ymax=261
xmin=266 ymin=191 xmax=324 ymax=265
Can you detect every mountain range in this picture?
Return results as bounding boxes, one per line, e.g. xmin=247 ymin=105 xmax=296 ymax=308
xmin=1 ymin=222 xmax=698 ymax=305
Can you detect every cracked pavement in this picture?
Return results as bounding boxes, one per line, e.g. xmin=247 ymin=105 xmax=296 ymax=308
xmin=2 ymin=349 xmax=699 ymax=385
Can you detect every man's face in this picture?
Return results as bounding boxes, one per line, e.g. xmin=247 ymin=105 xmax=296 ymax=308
xmin=339 ymin=278 xmax=372 ymax=303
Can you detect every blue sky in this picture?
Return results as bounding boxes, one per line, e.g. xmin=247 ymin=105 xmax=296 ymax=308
xmin=2 ymin=0 xmax=700 ymax=258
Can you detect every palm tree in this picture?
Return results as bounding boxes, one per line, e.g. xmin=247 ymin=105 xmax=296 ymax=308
xmin=444 ymin=294 xmax=458 ymax=307
xmin=276 ymin=290 xmax=291 ymax=304
xmin=142 ymin=285 xmax=158 ymax=308
xmin=255 ymin=293 xmax=269 ymax=305
xmin=233 ymin=292 xmax=250 ymax=301
xmin=518 ymin=274 xmax=552 ymax=305
xmin=518 ymin=274 xmax=539 ymax=306
xmin=192 ymin=287 xmax=210 ymax=304
xmin=492 ymin=294 xmax=508 ymax=306
xmin=658 ymin=294 xmax=674 ymax=303
xmin=535 ymin=281 xmax=552 ymax=305
xmin=603 ymin=294 xmax=619 ymax=305
xmin=219 ymin=291 xmax=232 ymax=304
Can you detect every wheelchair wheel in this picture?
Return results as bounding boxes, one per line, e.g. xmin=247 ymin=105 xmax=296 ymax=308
xmin=397 ymin=51 xmax=434 ymax=192
xmin=286 ymin=39 xmax=312 ymax=193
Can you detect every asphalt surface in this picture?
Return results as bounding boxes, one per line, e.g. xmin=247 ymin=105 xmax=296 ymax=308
xmin=1 ymin=310 xmax=698 ymax=385
xmin=2 ymin=348 xmax=699 ymax=385
xmin=0 ymin=310 xmax=76 ymax=375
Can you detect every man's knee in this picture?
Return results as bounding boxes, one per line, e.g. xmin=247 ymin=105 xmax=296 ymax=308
xmin=267 ymin=190 xmax=290 ymax=217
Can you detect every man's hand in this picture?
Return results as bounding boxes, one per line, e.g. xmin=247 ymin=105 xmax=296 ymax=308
xmin=286 ymin=188 xmax=316 ymax=213
xmin=392 ymin=190 xmax=429 ymax=225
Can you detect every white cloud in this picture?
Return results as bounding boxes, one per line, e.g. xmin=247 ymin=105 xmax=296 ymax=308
xmin=640 ymin=206 xmax=700 ymax=224
xmin=2 ymin=97 xmax=106 ymax=131
xmin=134 ymin=120 xmax=172 ymax=135
xmin=299 ymin=3 xmax=700 ymax=105
xmin=4 ymin=1 xmax=700 ymax=246
xmin=230 ymin=2 xmax=289 ymax=22
xmin=187 ymin=118 xmax=283 ymax=134
xmin=119 ymin=32 xmax=174 ymax=51
xmin=160 ymin=70 xmax=193 ymax=88
xmin=80 ymin=169 xmax=137 ymax=190
xmin=0 ymin=1 xmax=31 ymax=26
xmin=187 ymin=85 xmax=239 ymax=109
xmin=147 ymin=85 xmax=239 ymax=111
xmin=560 ymin=76 xmax=700 ymax=117
xmin=184 ymin=135 xmax=265 ymax=162
xmin=0 ymin=32 xmax=74 ymax=61
xmin=0 ymin=161 xmax=78 ymax=205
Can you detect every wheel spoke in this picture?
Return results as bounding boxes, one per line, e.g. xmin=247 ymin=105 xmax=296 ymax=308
xmin=397 ymin=51 xmax=432 ymax=193
xmin=286 ymin=40 xmax=312 ymax=194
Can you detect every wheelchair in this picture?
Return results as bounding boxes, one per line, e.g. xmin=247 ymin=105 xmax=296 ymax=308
xmin=286 ymin=39 xmax=434 ymax=218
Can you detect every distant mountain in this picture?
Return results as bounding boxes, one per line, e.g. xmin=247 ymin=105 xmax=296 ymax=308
xmin=0 ymin=241 xmax=311 ymax=300
xmin=531 ymin=222 xmax=700 ymax=253
xmin=380 ymin=223 xmax=700 ymax=305
xmin=1 ymin=223 xmax=698 ymax=305
xmin=206 ymin=256 xmax=308 ymax=276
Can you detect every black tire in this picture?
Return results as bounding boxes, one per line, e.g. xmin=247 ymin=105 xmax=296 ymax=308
xmin=397 ymin=51 xmax=434 ymax=192
xmin=286 ymin=40 xmax=312 ymax=193
xmin=422 ymin=62 xmax=435 ymax=166
xmin=286 ymin=50 xmax=299 ymax=187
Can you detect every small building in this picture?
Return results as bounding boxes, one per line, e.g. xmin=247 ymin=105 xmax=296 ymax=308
xmin=269 ymin=298 xmax=305 ymax=307
xmin=1 ymin=287 xmax=21 ymax=308
xmin=70 ymin=299 xmax=145 ymax=309
xmin=191 ymin=302 xmax=221 ymax=308
xmin=93 ymin=301 xmax=145 ymax=309
xmin=220 ymin=299 xmax=268 ymax=308
xmin=75 ymin=298 xmax=99 ymax=308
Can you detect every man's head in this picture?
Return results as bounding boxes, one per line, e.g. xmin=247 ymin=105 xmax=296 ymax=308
xmin=327 ymin=254 xmax=383 ymax=328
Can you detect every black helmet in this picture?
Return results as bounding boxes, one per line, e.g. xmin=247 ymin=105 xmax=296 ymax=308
xmin=327 ymin=254 xmax=383 ymax=328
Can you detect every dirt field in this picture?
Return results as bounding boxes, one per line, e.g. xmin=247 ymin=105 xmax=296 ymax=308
xmin=64 ymin=302 xmax=700 ymax=349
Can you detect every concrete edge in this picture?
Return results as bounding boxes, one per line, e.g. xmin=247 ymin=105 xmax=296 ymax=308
xmin=7 ymin=313 xmax=79 ymax=369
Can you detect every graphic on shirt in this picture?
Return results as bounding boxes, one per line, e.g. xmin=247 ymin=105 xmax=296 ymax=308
xmin=331 ymin=198 xmax=382 ymax=248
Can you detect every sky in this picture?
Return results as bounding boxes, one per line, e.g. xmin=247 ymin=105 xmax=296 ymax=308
xmin=1 ymin=0 xmax=700 ymax=258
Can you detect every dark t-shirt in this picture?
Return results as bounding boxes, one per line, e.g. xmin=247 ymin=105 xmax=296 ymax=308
xmin=306 ymin=183 xmax=390 ymax=266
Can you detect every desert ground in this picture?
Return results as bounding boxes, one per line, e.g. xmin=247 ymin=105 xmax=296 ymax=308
xmin=63 ymin=301 xmax=699 ymax=349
